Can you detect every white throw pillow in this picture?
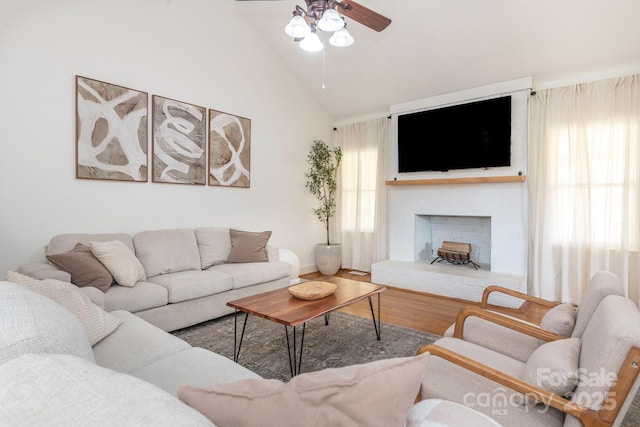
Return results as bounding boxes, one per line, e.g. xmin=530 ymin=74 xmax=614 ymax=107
xmin=90 ymin=240 xmax=146 ymax=287
xmin=0 ymin=281 xmax=95 ymax=364
xmin=0 ymin=353 xmax=213 ymax=427
xmin=6 ymin=272 xmax=123 ymax=345
xmin=522 ymin=337 xmax=581 ymax=402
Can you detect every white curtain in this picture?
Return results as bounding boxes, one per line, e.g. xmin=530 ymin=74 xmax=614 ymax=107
xmin=530 ymin=74 xmax=640 ymax=305
xmin=336 ymin=117 xmax=389 ymax=272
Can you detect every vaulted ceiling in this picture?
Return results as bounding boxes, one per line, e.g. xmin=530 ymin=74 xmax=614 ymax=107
xmin=235 ymin=0 xmax=640 ymax=119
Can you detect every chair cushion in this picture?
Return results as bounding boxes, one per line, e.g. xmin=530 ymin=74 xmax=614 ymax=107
xmin=102 ymin=281 xmax=168 ymax=313
xmin=133 ymin=229 xmax=202 ymax=278
xmin=90 ymin=240 xmax=147 ymax=287
xmin=443 ymin=316 xmax=542 ymax=363
xmin=226 ymin=229 xmax=271 ymax=263
xmin=147 ymin=270 xmax=233 ymax=303
xmin=571 ymin=271 xmax=624 ymax=338
xmin=6 ymin=272 xmax=123 ymax=346
xmin=209 ymin=261 xmax=290 ymax=290
xmin=0 ymin=281 xmax=95 ymax=364
xmin=179 ymin=354 xmax=429 ymax=427
xmin=132 ymin=347 xmax=260 ymax=396
xmin=46 ymin=243 xmax=114 ymax=292
xmin=92 ymin=310 xmax=191 ymax=374
xmin=0 ymin=353 xmax=213 ymax=427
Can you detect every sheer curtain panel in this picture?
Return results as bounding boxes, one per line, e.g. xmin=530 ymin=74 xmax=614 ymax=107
xmin=530 ymin=74 xmax=640 ymax=304
xmin=336 ymin=117 xmax=389 ymax=272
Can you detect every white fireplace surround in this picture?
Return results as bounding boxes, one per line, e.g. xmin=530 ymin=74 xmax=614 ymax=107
xmin=372 ymin=181 xmax=529 ymax=307
xmin=371 ymin=79 xmax=531 ymax=308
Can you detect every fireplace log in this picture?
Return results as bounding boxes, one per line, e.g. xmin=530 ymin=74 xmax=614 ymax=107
xmin=431 ymin=241 xmax=479 ymax=269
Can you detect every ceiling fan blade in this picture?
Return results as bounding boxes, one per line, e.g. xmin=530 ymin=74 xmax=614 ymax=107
xmin=337 ymin=0 xmax=391 ymax=32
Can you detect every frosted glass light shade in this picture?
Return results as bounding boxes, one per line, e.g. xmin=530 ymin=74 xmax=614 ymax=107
xmin=285 ymin=15 xmax=311 ymax=38
xmin=329 ymin=27 xmax=354 ymax=47
xmin=300 ymin=32 xmax=324 ymax=52
xmin=317 ymin=8 xmax=344 ymax=32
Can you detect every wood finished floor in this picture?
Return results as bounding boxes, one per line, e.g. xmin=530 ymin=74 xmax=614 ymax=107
xmin=300 ymin=269 xmax=548 ymax=335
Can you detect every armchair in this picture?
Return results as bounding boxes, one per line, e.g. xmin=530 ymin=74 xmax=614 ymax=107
xmin=416 ymin=294 xmax=640 ymax=427
xmin=444 ymin=271 xmax=625 ymax=362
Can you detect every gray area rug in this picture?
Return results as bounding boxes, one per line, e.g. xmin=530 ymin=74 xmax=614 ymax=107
xmin=173 ymin=312 xmax=640 ymax=426
xmin=173 ymin=311 xmax=439 ymax=382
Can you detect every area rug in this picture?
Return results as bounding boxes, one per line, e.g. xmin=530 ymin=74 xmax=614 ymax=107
xmin=172 ymin=311 xmax=439 ymax=382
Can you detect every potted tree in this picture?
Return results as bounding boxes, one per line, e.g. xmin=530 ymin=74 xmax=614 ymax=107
xmin=305 ymin=140 xmax=343 ymax=275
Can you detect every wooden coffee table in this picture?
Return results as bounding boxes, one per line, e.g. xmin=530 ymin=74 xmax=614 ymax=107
xmin=227 ymin=277 xmax=386 ymax=376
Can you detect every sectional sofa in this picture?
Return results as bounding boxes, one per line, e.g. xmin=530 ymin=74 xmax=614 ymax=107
xmin=17 ymin=227 xmax=300 ymax=332
xmin=0 ymin=277 xmax=434 ymax=426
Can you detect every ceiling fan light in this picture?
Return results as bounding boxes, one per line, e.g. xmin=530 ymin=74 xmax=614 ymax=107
xmin=329 ymin=27 xmax=354 ymax=47
xmin=317 ymin=8 xmax=344 ymax=32
xmin=299 ymin=32 xmax=324 ymax=52
xmin=285 ymin=15 xmax=310 ymax=38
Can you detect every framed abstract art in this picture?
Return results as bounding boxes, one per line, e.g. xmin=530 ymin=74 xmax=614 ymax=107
xmin=208 ymin=109 xmax=251 ymax=188
xmin=152 ymin=95 xmax=206 ymax=185
xmin=76 ymin=76 xmax=148 ymax=182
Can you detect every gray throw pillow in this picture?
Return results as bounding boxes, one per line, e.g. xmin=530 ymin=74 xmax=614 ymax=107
xmin=540 ymin=303 xmax=576 ymax=337
xmin=226 ymin=229 xmax=272 ymax=263
xmin=47 ymin=243 xmax=114 ymax=292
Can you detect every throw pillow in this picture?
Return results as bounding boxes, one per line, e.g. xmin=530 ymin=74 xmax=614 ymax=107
xmin=521 ymin=337 xmax=581 ymax=402
xmin=0 ymin=354 xmax=213 ymax=427
xmin=540 ymin=303 xmax=576 ymax=337
xmin=226 ymin=229 xmax=272 ymax=263
xmin=46 ymin=243 xmax=114 ymax=292
xmin=0 ymin=281 xmax=95 ymax=364
xmin=6 ymin=271 xmax=123 ymax=346
xmin=90 ymin=240 xmax=146 ymax=287
xmin=178 ymin=353 xmax=429 ymax=427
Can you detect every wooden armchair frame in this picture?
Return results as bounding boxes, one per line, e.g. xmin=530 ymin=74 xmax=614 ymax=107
xmin=452 ymin=306 xmax=567 ymax=342
xmin=417 ymin=343 xmax=640 ymax=427
xmin=481 ymin=285 xmax=560 ymax=310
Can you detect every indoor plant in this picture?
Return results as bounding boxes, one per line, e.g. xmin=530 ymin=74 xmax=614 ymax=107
xmin=305 ymin=140 xmax=343 ymax=275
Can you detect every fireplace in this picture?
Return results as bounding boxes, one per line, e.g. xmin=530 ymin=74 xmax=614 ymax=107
xmin=371 ymin=180 xmax=529 ymax=308
xmin=416 ymin=214 xmax=491 ymax=269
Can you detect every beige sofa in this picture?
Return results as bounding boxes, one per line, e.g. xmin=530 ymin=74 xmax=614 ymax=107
xmin=0 ymin=278 xmax=438 ymax=426
xmin=18 ymin=227 xmax=300 ymax=332
xmin=0 ymin=279 xmax=257 ymax=425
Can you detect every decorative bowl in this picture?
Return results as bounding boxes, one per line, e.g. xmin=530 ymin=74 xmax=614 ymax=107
xmin=288 ymin=281 xmax=338 ymax=301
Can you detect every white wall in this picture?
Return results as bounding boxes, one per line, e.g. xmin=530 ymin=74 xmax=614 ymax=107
xmin=0 ymin=0 xmax=333 ymax=276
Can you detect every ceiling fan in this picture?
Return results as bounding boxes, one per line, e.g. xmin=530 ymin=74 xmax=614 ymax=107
xmin=236 ymin=0 xmax=391 ymax=52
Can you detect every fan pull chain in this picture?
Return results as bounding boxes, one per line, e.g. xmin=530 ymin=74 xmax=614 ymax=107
xmin=322 ymin=48 xmax=326 ymax=89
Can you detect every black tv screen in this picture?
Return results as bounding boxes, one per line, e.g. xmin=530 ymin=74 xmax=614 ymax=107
xmin=397 ymin=96 xmax=512 ymax=172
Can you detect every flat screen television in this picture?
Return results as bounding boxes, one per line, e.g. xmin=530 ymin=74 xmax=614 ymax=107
xmin=397 ymin=95 xmax=512 ymax=172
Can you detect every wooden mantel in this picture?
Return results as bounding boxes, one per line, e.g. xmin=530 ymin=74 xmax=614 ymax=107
xmin=385 ymin=175 xmax=526 ymax=186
